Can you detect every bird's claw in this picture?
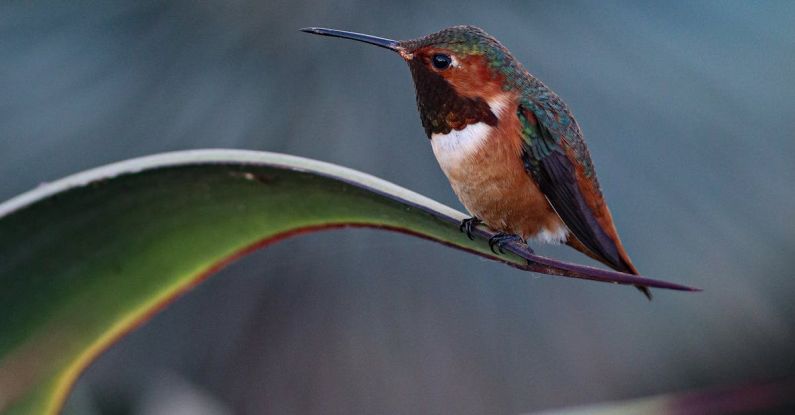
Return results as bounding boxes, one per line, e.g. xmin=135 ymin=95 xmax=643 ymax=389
xmin=488 ymin=232 xmax=524 ymax=254
xmin=459 ymin=217 xmax=481 ymax=240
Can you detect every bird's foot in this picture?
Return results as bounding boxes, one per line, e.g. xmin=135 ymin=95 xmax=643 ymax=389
xmin=459 ymin=217 xmax=482 ymax=240
xmin=488 ymin=232 xmax=524 ymax=254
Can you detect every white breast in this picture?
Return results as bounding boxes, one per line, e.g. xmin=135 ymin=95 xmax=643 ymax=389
xmin=430 ymin=122 xmax=493 ymax=174
xmin=429 ymin=96 xmax=509 ymax=175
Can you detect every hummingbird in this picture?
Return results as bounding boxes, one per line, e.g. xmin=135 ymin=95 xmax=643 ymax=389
xmin=302 ymin=26 xmax=651 ymax=298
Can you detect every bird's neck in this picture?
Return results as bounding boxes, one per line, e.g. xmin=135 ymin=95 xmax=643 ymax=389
xmin=409 ymin=62 xmax=501 ymax=138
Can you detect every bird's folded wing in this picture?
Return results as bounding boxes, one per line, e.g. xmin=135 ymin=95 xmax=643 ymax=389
xmin=517 ymin=102 xmax=627 ymax=272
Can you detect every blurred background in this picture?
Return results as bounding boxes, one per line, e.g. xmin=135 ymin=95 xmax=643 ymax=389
xmin=2 ymin=1 xmax=795 ymax=414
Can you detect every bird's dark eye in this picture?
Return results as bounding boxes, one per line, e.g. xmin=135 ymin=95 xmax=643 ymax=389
xmin=432 ymin=53 xmax=452 ymax=70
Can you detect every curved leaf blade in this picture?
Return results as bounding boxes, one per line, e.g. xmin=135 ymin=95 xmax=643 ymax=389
xmin=0 ymin=150 xmax=698 ymax=414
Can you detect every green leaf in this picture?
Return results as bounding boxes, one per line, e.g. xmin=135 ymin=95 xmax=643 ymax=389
xmin=0 ymin=150 xmax=697 ymax=414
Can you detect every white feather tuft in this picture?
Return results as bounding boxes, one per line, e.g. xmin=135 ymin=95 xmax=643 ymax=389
xmin=530 ymin=225 xmax=569 ymax=245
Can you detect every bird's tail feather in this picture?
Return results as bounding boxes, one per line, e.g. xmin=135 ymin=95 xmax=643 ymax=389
xmin=565 ymin=237 xmax=652 ymax=300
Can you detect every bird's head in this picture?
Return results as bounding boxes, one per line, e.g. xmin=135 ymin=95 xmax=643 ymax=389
xmin=302 ymin=26 xmax=521 ymax=137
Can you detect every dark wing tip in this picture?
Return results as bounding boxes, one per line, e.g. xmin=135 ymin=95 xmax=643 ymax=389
xmin=636 ymin=285 xmax=653 ymax=300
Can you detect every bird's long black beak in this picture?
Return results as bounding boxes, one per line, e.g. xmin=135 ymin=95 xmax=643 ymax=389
xmin=300 ymin=27 xmax=400 ymax=52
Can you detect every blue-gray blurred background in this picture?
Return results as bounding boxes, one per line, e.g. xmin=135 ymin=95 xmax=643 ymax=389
xmin=3 ymin=1 xmax=795 ymax=414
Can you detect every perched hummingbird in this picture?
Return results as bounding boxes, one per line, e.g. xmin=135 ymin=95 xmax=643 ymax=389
xmin=302 ymin=26 xmax=650 ymax=298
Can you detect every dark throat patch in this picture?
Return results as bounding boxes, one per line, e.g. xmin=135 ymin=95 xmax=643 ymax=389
xmin=408 ymin=58 xmax=497 ymax=137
